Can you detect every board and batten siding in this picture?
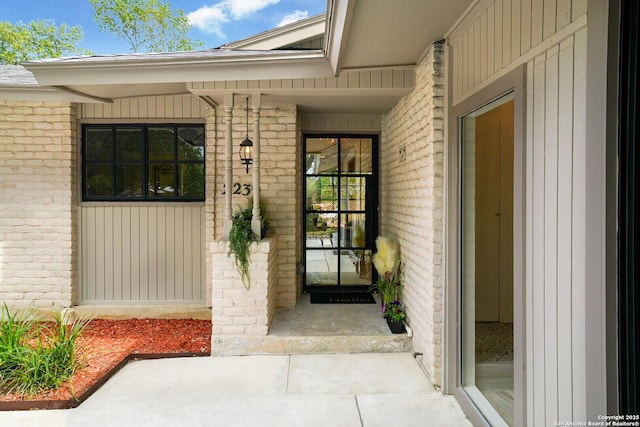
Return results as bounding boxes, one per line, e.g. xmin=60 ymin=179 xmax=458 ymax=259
xmin=79 ymin=205 xmax=205 ymax=304
xmin=300 ymin=114 xmax=382 ymax=132
xmin=80 ymin=94 xmax=208 ymax=120
xmin=79 ymin=94 xmax=209 ymax=304
xmin=447 ymin=0 xmax=602 ymax=424
xmin=188 ymin=67 xmax=414 ymax=92
xmin=526 ymin=28 xmax=588 ymax=426
xmin=449 ymin=0 xmax=587 ymax=105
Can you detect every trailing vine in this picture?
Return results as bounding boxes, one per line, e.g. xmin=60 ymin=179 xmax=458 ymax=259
xmin=228 ymin=206 xmax=257 ymax=289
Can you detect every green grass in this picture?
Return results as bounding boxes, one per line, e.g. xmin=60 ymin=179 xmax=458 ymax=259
xmin=0 ymin=304 xmax=89 ymax=397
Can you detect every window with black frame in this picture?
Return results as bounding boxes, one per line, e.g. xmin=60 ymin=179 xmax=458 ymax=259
xmin=82 ymin=124 xmax=205 ymax=201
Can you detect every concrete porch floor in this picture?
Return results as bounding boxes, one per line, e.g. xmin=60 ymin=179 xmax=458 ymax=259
xmin=211 ymin=294 xmax=413 ymax=355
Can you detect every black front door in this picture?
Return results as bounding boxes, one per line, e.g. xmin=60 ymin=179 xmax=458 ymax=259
xmin=303 ymin=135 xmax=378 ymax=292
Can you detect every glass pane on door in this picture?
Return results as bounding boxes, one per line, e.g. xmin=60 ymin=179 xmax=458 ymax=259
xmin=341 ymin=138 xmax=373 ymax=174
xmin=341 ymin=213 xmax=366 ymax=248
xmin=306 ymin=138 xmax=338 ymax=174
xmin=340 ymin=177 xmax=366 ymax=211
xmin=304 ymin=136 xmax=377 ymax=290
xmin=306 ymin=176 xmax=338 ymax=211
xmin=305 ymin=249 xmax=338 ymax=286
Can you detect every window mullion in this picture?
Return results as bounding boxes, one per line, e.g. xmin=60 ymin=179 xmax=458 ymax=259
xmin=143 ymin=125 xmax=149 ymax=201
xmin=173 ymin=125 xmax=179 ymax=197
xmin=111 ymin=125 xmax=117 ymax=198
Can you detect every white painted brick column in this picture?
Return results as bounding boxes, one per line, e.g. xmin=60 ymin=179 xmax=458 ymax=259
xmin=211 ymin=236 xmax=278 ymax=336
xmin=212 ymin=103 xmax=299 ymax=309
xmin=380 ymin=41 xmax=446 ymax=387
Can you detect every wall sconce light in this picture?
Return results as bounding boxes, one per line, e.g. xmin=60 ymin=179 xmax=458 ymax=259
xmin=239 ymin=97 xmax=253 ymax=174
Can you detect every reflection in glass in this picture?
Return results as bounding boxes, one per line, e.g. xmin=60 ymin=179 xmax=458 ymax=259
xmin=305 ymin=138 xmax=338 ymax=174
xmin=82 ymin=124 xmax=205 ymax=201
xmin=148 ymin=164 xmax=175 ymax=197
xmin=148 ymin=128 xmax=175 ymax=161
xmin=178 ymin=164 xmax=204 ymax=197
xmin=115 ymin=128 xmax=143 ymax=161
xmin=85 ymin=164 xmax=112 ymax=196
xmin=115 ymin=165 xmax=142 ymax=197
xmin=178 ymin=127 xmax=205 ymax=161
xmin=340 ymin=177 xmax=366 ymax=211
xmin=85 ymin=128 xmax=113 ymax=161
xmin=340 ymin=214 xmax=366 ymax=248
xmin=341 ymin=138 xmax=373 ymax=174
xmin=351 ymin=214 xmax=367 ymax=248
xmin=360 ymin=249 xmax=372 ymax=281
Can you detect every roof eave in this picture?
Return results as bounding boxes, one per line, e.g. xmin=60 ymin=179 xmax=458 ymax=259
xmin=324 ymin=0 xmax=356 ymax=75
xmin=0 ymin=86 xmax=109 ymax=103
xmin=222 ymin=13 xmax=326 ymax=50
xmin=23 ymin=50 xmax=333 ymax=86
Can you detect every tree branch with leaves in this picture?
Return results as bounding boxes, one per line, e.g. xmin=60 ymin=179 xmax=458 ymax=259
xmin=0 ymin=20 xmax=91 ymax=65
xmin=90 ymin=0 xmax=203 ymax=53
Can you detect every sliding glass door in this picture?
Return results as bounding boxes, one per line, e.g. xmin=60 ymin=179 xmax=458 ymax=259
xmin=460 ymin=93 xmax=515 ymax=425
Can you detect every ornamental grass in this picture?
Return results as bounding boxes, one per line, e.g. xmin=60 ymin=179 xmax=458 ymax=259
xmin=0 ymin=304 xmax=89 ymax=397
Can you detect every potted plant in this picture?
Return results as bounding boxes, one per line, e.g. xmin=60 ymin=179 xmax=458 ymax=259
xmin=369 ymin=236 xmax=401 ymax=315
xmin=384 ymin=301 xmax=406 ymax=334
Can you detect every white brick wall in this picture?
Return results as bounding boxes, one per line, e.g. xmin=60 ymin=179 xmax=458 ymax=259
xmin=210 ymin=236 xmax=278 ymax=335
xmin=380 ymin=41 xmax=445 ymax=386
xmin=0 ymin=101 xmax=77 ymax=308
xmin=212 ymin=103 xmax=299 ymax=308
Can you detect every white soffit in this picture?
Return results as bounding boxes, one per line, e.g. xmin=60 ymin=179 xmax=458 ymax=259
xmin=330 ymin=0 xmax=473 ymax=71
xmin=0 ymin=65 xmax=107 ymax=103
xmin=0 ymin=86 xmax=108 ymax=103
xmin=62 ymin=83 xmax=189 ymax=100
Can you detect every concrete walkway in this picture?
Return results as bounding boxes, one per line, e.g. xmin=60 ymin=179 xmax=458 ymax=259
xmin=0 ymin=353 xmax=472 ymax=427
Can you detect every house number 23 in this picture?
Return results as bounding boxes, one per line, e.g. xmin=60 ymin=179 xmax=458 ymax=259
xmin=222 ymin=183 xmax=252 ymax=196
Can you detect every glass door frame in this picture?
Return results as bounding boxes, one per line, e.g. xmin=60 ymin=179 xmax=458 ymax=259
xmin=302 ymin=133 xmax=379 ymax=293
xmin=446 ymin=66 xmax=526 ymax=427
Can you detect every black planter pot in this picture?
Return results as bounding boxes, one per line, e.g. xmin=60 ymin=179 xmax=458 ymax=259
xmin=386 ymin=317 xmax=404 ymax=334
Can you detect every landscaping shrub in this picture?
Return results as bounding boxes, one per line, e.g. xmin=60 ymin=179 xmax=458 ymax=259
xmin=0 ymin=304 xmax=89 ymax=397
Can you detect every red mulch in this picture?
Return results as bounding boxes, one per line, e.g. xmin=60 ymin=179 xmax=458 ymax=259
xmin=0 ymin=318 xmax=211 ymax=404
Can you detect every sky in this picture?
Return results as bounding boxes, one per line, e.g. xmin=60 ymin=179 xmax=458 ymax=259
xmin=1 ymin=0 xmax=327 ymax=55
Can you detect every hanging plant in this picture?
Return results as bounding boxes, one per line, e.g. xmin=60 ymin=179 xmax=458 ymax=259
xmin=228 ymin=206 xmax=257 ymax=289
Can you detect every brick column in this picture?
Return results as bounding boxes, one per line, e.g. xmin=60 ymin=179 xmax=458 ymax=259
xmin=211 ymin=236 xmax=278 ymax=337
xmin=380 ymin=41 xmax=445 ymax=386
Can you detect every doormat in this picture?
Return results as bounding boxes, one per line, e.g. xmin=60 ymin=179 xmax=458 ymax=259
xmin=310 ymin=292 xmax=376 ymax=304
